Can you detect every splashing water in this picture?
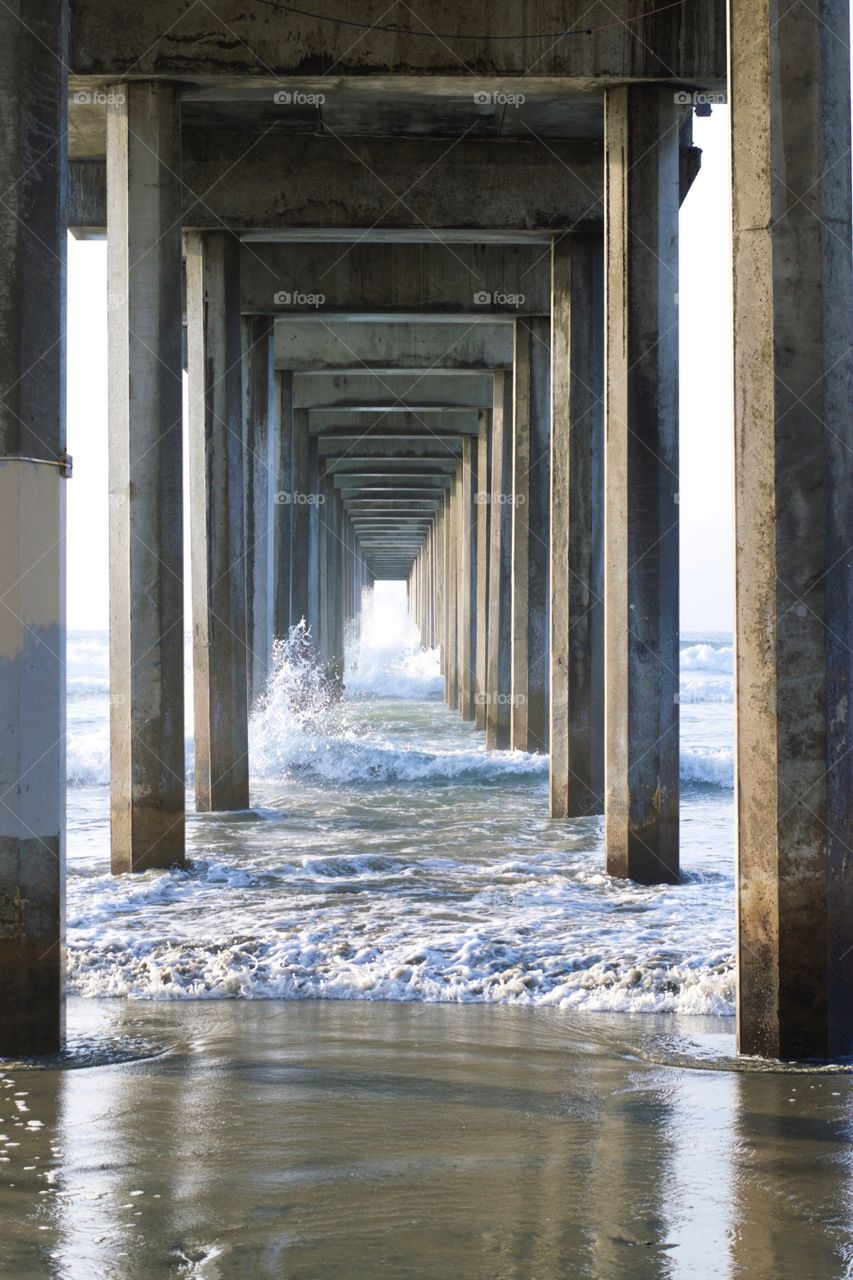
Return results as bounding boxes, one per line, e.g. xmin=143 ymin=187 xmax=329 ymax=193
xmin=64 ymin=590 xmax=737 ymax=1015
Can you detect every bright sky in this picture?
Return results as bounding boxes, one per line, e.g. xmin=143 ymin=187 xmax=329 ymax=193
xmin=66 ymin=108 xmax=733 ymax=633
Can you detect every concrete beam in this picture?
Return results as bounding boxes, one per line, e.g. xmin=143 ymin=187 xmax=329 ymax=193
xmin=310 ymin=411 xmax=479 ymax=436
xmin=69 ymin=3 xmax=725 ymax=80
xmin=186 ymin=231 xmax=250 ymax=812
xmin=275 ymin=321 xmax=514 ymax=371
xmin=731 ymin=0 xmax=853 ymax=1060
xmin=107 ymin=82 xmax=186 ymax=874
xmin=241 ymin=244 xmax=550 ymax=316
xmin=317 ymin=439 xmax=463 ymax=460
xmin=294 ymin=372 xmax=494 ymax=409
xmin=69 ymin=133 xmax=603 ymax=233
xmin=604 ymin=87 xmax=680 ymax=884
xmin=0 ymin=0 xmax=67 ymax=1056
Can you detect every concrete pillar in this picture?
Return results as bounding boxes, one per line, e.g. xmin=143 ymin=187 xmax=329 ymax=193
xmin=458 ymin=436 xmax=478 ymax=721
xmin=550 ymin=235 xmax=605 ymax=818
xmin=445 ymin=468 xmax=460 ymax=710
xmin=290 ymin=407 xmax=319 ymax=638
xmin=604 ymin=86 xmax=680 ymax=883
xmin=486 ymin=374 xmax=514 ymax=749
xmin=436 ymin=500 xmax=446 ymax=677
xmin=0 ymin=0 xmax=67 ymax=1054
xmin=318 ymin=480 xmax=344 ymax=685
xmin=273 ymin=371 xmax=294 ymax=640
xmin=511 ymin=318 xmax=551 ymax=753
xmin=243 ymin=315 xmax=275 ymax=706
xmin=186 ymin=231 xmax=250 ymax=812
xmin=730 ymin=0 xmax=853 ymax=1059
xmin=106 ymin=83 xmax=185 ymax=872
xmin=475 ymin=410 xmax=491 ymax=731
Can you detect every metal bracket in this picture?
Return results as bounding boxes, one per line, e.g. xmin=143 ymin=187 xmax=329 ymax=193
xmin=3 ymin=451 xmax=73 ymax=478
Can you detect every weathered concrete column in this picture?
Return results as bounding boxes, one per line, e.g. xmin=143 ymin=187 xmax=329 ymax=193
xmin=445 ymin=468 xmax=460 ymax=710
xmin=436 ymin=500 xmax=446 ymax=677
xmin=458 ymin=436 xmax=479 ymax=721
xmin=318 ymin=479 xmax=344 ymax=685
xmin=604 ymin=87 xmax=680 ymax=883
xmin=550 ymin=235 xmax=605 ymax=818
xmin=290 ymin=407 xmax=319 ymax=638
xmin=474 ymin=411 xmax=491 ymax=730
xmin=273 ymin=371 xmax=294 ymax=640
xmin=106 ymin=83 xmax=186 ymax=873
xmin=511 ymin=318 xmax=551 ymax=753
xmin=0 ymin=0 xmax=67 ymax=1054
xmin=486 ymin=373 xmax=514 ymax=749
xmin=730 ymin=0 xmax=853 ymax=1059
xmin=243 ymin=315 xmax=275 ymax=706
xmin=186 ymin=231 xmax=250 ymax=812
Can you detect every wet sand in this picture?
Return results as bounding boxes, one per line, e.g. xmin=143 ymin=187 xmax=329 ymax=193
xmin=1 ymin=999 xmax=852 ymax=1279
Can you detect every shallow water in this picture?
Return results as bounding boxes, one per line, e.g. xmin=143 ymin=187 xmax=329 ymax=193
xmin=65 ymin=586 xmax=736 ymax=1014
xmin=3 ymin=999 xmax=853 ymax=1280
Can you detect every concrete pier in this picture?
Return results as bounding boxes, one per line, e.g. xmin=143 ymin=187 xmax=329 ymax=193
xmin=10 ymin=0 xmax=852 ymax=1069
xmin=0 ymin=0 xmax=67 ymax=1054
xmin=486 ymin=374 xmax=515 ymax=751
xmin=511 ymin=319 xmax=551 ymax=753
xmin=186 ymin=231 xmax=250 ymax=813
xmin=106 ymin=82 xmax=186 ymax=872
xmin=730 ymin=0 xmax=853 ymax=1059
xmin=475 ymin=412 xmax=492 ymax=731
xmin=243 ymin=316 xmax=276 ymax=706
xmin=458 ymin=437 xmax=479 ymax=722
xmin=274 ymin=371 xmax=294 ymax=640
xmin=550 ymin=236 xmax=605 ymax=818
xmin=604 ymin=87 xmax=681 ymax=885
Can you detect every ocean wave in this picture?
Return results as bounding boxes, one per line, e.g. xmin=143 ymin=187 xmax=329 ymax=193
xmin=680 ymin=642 xmax=733 ymax=674
xmin=680 ymin=746 xmax=733 ymax=788
xmin=65 ymin=921 xmax=734 ymax=1015
xmin=678 ymin=675 xmax=732 ymax=704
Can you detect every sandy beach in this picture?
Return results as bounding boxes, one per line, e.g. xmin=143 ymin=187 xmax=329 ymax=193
xmin=1 ymin=998 xmax=852 ymax=1279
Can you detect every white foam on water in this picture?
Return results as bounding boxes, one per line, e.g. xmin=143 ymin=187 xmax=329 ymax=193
xmin=64 ymin=602 xmax=736 ymax=1017
xmin=345 ymin=582 xmax=444 ymax=699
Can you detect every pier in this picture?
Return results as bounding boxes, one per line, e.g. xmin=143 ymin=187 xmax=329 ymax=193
xmin=0 ymin=0 xmax=851 ymax=1069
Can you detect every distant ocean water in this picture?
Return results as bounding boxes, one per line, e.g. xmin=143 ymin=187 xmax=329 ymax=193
xmin=65 ymin=587 xmax=736 ymax=1016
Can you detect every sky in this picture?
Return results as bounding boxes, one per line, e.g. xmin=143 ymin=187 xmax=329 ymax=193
xmin=66 ymin=108 xmax=733 ymax=634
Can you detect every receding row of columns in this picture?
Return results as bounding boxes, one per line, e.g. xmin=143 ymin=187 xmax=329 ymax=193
xmin=0 ymin=0 xmax=850 ymax=1063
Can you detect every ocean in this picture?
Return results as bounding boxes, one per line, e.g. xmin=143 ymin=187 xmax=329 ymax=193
xmin=65 ymin=583 xmax=736 ymax=1017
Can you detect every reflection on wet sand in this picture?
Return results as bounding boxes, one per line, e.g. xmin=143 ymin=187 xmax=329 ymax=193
xmin=1 ymin=1000 xmax=852 ymax=1279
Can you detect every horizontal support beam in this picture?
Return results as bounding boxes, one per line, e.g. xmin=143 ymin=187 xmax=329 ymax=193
xmin=69 ymin=133 xmax=603 ymax=232
xmin=69 ymin=4 xmax=725 ymax=79
xmin=294 ymin=372 xmax=494 ymax=409
xmin=241 ymin=243 xmax=550 ymax=314
xmin=316 ymin=437 xmax=462 ymax=458
xmin=275 ymin=320 xmax=515 ymax=370
xmin=310 ymin=410 xmax=479 ymax=434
